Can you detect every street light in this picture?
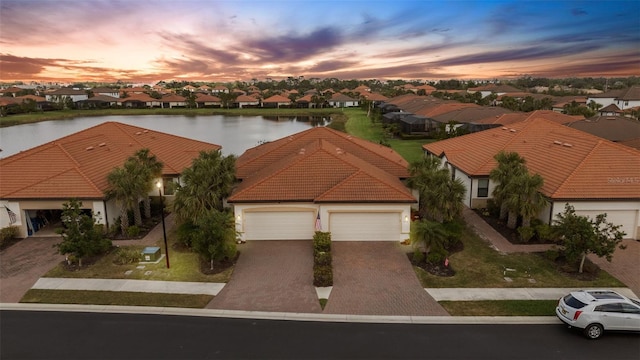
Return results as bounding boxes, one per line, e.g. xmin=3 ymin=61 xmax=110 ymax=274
xmin=156 ymin=181 xmax=170 ymax=269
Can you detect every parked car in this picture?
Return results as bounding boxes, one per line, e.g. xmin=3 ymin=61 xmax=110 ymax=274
xmin=556 ymin=289 xmax=640 ymax=339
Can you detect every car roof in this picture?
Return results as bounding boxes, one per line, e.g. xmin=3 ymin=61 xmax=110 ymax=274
xmin=570 ymin=290 xmax=627 ymax=304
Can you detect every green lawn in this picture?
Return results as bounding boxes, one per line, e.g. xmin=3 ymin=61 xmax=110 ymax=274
xmin=21 ymin=289 xmax=213 ymax=308
xmin=440 ymin=300 xmax=558 ymax=316
xmin=414 ymin=225 xmax=624 ymax=289
xmin=44 ymin=227 xmax=233 ymax=283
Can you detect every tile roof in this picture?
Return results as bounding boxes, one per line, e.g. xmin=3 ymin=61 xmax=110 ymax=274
xmin=229 ymin=131 xmax=414 ymax=203
xmin=0 ymin=122 xmax=221 ymax=200
xmin=432 ymin=106 xmax=515 ymax=124
xmin=195 ymin=94 xmax=221 ymax=102
xmin=567 ymin=116 xmax=640 ymax=142
xmin=262 ymin=94 xmax=291 ymax=103
xmin=423 ymin=117 xmax=640 ymax=200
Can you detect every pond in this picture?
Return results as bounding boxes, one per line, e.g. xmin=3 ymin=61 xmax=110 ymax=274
xmin=0 ymin=115 xmax=329 ymax=158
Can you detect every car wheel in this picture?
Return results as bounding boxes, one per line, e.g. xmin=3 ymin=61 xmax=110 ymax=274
xmin=584 ymin=323 xmax=603 ymax=339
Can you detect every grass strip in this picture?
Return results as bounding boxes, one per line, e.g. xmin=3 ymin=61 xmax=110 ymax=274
xmin=21 ymin=289 xmax=213 ymax=308
xmin=440 ymin=300 xmax=558 ymax=316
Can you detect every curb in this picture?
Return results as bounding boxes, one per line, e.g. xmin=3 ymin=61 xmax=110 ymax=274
xmin=0 ymin=303 xmax=560 ymax=325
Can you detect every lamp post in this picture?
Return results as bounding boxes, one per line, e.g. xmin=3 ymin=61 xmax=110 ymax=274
xmin=156 ymin=181 xmax=170 ymax=269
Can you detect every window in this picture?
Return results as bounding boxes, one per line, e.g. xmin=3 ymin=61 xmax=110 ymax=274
xmin=595 ymin=303 xmax=623 ymax=313
xmin=477 ymin=178 xmax=489 ymax=198
xmin=162 ymin=177 xmax=175 ymax=196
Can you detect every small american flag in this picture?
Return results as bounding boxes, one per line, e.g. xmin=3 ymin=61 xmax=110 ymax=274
xmin=444 ymin=258 xmax=449 ymax=267
xmin=315 ymin=213 xmax=322 ymax=231
xmin=5 ymin=206 xmax=17 ymax=225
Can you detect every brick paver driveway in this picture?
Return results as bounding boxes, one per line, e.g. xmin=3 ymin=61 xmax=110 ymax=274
xmin=207 ymin=241 xmax=322 ymax=313
xmin=0 ymin=237 xmax=64 ymax=303
xmin=324 ymin=242 xmax=449 ymax=316
xmin=589 ymin=239 xmax=640 ymax=298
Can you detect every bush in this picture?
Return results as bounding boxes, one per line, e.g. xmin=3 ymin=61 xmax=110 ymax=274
xmin=535 ymin=223 xmax=553 ymax=242
xmin=313 ymin=265 xmax=333 ymax=287
xmin=518 ymin=226 xmax=535 ymax=242
xmin=314 ymin=251 xmax=332 ymax=266
xmin=313 ymin=231 xmax=331 ymax=253
xmin=412 ymin=248 xmax=425 ymax=264
xmin=0 ymin=226 xmax=19 ymax=246
xmin=126 ymin=225 xmax=141 ymax=238
xmin=427 ymin=247 xmax=447 ymax=265
xmin=113 ymin=247 xmax=141 ymax=265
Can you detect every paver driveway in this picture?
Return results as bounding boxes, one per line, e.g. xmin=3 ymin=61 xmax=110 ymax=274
xmin=207 ymin=241 xmax=322 ymax=313
xmin=0 ymin=237 xmax=64 ymax=303
xmin=324 ymin=242 xmax=449 ymax=316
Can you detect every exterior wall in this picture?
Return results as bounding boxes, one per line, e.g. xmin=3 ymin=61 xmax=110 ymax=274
xmin=552 ymin=200 xmax=640 ymax=240
xmin=233 ymin=203 xmax=412 ymax=242
xmin=587 ymin=96 xmax=616 ymax=109
xmin=615 ymin=99 xmax=640 ymax=110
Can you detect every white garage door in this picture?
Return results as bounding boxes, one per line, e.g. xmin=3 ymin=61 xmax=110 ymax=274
xmin=575 ymin=210 xmax=638 ymax=239
xmin=243 ymin=211 xmax=316 ymax=240
xmin=330 ymin=212 xmax=401 ymax=241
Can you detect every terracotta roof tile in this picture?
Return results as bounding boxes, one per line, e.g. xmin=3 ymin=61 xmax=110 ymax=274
xmin=0 ymin=122 xmax=220 ymax=199
xmin=423 ymin=118 xmax=640 ymax=200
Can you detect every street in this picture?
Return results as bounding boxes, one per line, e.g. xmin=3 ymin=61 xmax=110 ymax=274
xmin=1 ymin=310 xmax=639 ymax=359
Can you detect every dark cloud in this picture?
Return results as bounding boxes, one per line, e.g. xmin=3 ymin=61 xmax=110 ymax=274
xmin=156 ymin=57 xmax=211 ymax=75
xmin=243 ymin=27 xmax=343 ymax=62
xmin=305 ymin=60 xmax=360 ymax=73
xmin=431 ymin=43 xmax=601 ymax=67
xmin=157 ymin=33 xmax=241 ymax=64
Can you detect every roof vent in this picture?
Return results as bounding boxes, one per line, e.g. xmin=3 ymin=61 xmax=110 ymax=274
xmin=501 ymin=127 xmax=508 ymax=130
xmin=509 ymin=129 xmax=517 ymax=133
xmin=143 ymin=130 xmax=149 ymax=133
xmin=85 ymin=146 xmax=94 ymax=151
xmin=98 ymin=142 xmax=106 ymax=147
xmin=553 ymin=140 xmax=562 ymax=145
xmin=336 ymin=147 xmax=344 ymax=155
xmin=562 ymin=143 xmax=573 ymax=147
xmin=298 ymin=148 xmax=305 ymax=155
xmin=135 ymin=131 xmax=142 ymax=135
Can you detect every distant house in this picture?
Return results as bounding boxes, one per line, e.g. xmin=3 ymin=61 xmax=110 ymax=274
xmin=467 ymin=84 xmax=521 ymax=98
xmin=195 ymin=93 xmax=221 ymax=108
xmin=234 ymin=95 xmax=260 ymax=108
xmin=91 ymin=87 xmax=120 ymax=98
xmin=423 ymin=117 xmax=640 ymax=240
xmin=0 ymin=122 xmax=221 ymax=238
xmin=44 ymin=88 xmax=88 ymax=103
xmin=328 ymin=93 xmax=358 ymax=108
xmin=118 ymin=93 xmax=159 ymax=108
xmin=211 ymin=85 xmax=229 ymax=94
xmin=566 ymin=115 xmax=640 ymax=149
xmin=588 ymin=86 xmax=640 ymax=110
xmin=76 ymin=95 xmax=119 ymax=109
xmin=262 ymin=94 xmax=291 ymax=108
xmin=161 ymin=94 xmax=187 ymax=108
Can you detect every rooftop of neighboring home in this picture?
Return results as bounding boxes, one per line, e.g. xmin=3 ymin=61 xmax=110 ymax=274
xmin=229 ymin=127 xmax=414 ymax=203
xmin=236 ymin=95 xmax=259 ymax=102
xmin=161 ymin=93 xmax=186 ymax=102
xmin=467 ymin=84 xmax=521 ymax=93
xmin=566 ymin=115 xmax=640 ymax=143
xmin=262 ymin=94 xmax=291 ymax=103
xmin=423 ymin=117 xmax=640 ymax=200
xmin=432 ymin=106 xmax=515 ymax=124
xmin=195 ymin=93 xmax=221 ymax=102
xmin=474 ymin=110 xmax=584 ymax=126
xmin=330 ymin=93 xmax=358 ymax=102
xmin=91 ymin=87 xmax=118 ymax=94
xmin=414 ymin=102 xmax=478 ymax=117
xmin=361 ymin=92 xmax=389 ymax=102
xmin=0 ymin=122 xmax=221 ymax=200
xmin=120 ymin=93 xmax=156 ymax=102
xmin=46 ymin=88 xmax=87 ymax=95
xmin=79 ymin=95 xmax=120 ymax=102
xmin=590 ymin=86 xmax=640 ymax=100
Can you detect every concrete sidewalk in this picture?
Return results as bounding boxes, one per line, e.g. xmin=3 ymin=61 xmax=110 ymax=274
xmin=32 ymin=278 xmax=225 ymax=296
xmin=426 ymin=287 xmax=638 ymax=301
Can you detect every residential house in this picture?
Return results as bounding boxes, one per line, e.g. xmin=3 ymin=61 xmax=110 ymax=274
xmin=566 ymin=115 xmax=640 ymax=149
xmin=328 ymin=93 xmax=359 ymax=108
xmin=195 ymin=93 xmax=221 ymax=108
xmin=229 ymin=127 xmax=415 ymax=241
xmin=262 ymin=94 xmax=291 ymax=108
xmin=588 ymin=86 xmax=640 ymax=110
xmin=91 ymin=87 xmax=120 ymax=98
xmin=76 ymin=95 xmax=120 ymax=109
xmin=234 ymin=95 xmax=260 ymax=108
xmin=211 ymin=85 xmax=229 ymax=94
xmin=0 ymin=122 xmax=221 ymax=238
xmin=160 ymin=93 xmax=187 ymax=108
xmin=118 ymin=93 xmax=158 ymax=108
xmin=423 ymin=117 xmax=640 ymax=240
xmin=44 ymin=88 xmax=88 ymax=103
xmin=467 ymin=84 xmax=521 ymax=98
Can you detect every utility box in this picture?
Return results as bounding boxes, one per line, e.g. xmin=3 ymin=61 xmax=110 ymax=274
xmin=141 ymin=246 xmax=161 ymax=262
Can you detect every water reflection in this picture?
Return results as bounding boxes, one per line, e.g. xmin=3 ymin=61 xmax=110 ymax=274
xmin=0 ymin=115 xmax=330 ymax=158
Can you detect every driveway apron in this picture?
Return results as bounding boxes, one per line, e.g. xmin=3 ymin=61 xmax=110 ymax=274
xmin=206 ymin=241 xmax=322 ymax=313
xmin=324 ymin=242 xmax=449 ymax=316
xmin=0 ymin=236 xmax=64 ymax=303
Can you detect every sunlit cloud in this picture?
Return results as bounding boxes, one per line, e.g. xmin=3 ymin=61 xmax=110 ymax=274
xmin=0 ymin=0 xmax=638 ymax=83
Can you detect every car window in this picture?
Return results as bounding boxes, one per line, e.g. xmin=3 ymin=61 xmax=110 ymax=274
xmin=631 ymin=299 xmax=640 ymax=307
xmin=595 ymin=303 xmax=623 ymax=313
xmin=620 ymin=303 xmax=640 ymax=314
xmin=564 ymin=295 xmax=587 ymax=309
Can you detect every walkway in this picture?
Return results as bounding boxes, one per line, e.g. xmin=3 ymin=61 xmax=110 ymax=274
xmin=32 ymin=278 xmax=224 ymax=296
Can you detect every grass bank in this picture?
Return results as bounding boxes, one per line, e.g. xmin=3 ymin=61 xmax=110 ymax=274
xmin=440 ymin=300 xmax=558 ymax=316
xmin=414 ymin=225 xmax=624 ymax=288
xmin=21 ymin=289 xmax=212 ymax=308
xmin=0 ymin=108 xmax=341 ymax=127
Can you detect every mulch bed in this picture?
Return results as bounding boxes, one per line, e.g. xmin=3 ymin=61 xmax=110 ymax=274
xmin=473 ymin=209 xmax=555 ymax=245
xmin=407 ymin=241 xmax=463 ymax=277
xmin=199 ymin=252 xmax=239 ymax=275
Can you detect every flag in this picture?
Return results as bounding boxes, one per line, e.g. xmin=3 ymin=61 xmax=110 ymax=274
xmin=5 ymin=206 xmax=17 ymax=225
xmin=315 ymin=213 xmax=322 ymax=231
xmin=444 ymin=258 xmax=449 ymax=267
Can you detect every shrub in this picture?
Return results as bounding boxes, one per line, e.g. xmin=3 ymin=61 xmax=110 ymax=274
xmin=412 ymin=248 xmax=425 ymax=264
xmin=535 ymin=223 xmax=553 ymax=242
xmin=314 ymin=251 xmax=332 ymax=266
xmin=518 ymin=226 xmax=535 ymax=243
xmin=126 ymin=225 xmax=141 ymax=238
xmin=113 ymin=247 xmax=141 ymax=265
xmin=0 ymin=225 xmax=19 ymax=245
xmin=427 ymin=247 xmax=447 ymax=265
xmin=313 ymin=231 xmax=331 ymax=253
xmin=313 ymin=265 xmax=333 ymax=287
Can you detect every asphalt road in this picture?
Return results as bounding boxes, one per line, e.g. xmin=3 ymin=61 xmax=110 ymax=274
xmin=1 ymin=310 xmax=639 ymax=359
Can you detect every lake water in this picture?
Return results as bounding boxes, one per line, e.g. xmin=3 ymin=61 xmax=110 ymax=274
xmin=0 ymin=115 xmax=329 ymax=158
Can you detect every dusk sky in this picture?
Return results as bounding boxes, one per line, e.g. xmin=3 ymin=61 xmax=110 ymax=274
xmin=1 ymin=0 xmax=639 ymax=83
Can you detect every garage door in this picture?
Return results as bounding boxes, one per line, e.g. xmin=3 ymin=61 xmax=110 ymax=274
xmin=330 ymin=212 xmax=401 ymax=241
xmin=243 ymin=211 xmax=316 ymax=240
xmin=575 ymin=210 xmax=638 ymax=240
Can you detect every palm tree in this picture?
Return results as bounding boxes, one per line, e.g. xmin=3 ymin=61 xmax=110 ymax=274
xmin=106 ymin=164 xmax=143 ymax=234
xmin=411 ymin=219 xmax=449 ymax=255
xmin=172 ymin=150 xmax=236 ymax=224
xmin=130 ymin=149 xmax=163 ymax=219
xmin=437 ymin=176 xmax=466 ymax=222
xmin=489 ymin=151 xmax=527 ymax=221
xmin=503 ymin=172 xmax=547 ymax=229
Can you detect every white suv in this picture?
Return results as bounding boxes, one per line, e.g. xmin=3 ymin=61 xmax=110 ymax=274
xmin=556 ymin=289 xmax=640 ymax=339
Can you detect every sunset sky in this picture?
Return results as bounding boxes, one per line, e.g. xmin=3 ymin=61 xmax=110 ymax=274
xmin=1 ymin=0 xmax=639 ymax=83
